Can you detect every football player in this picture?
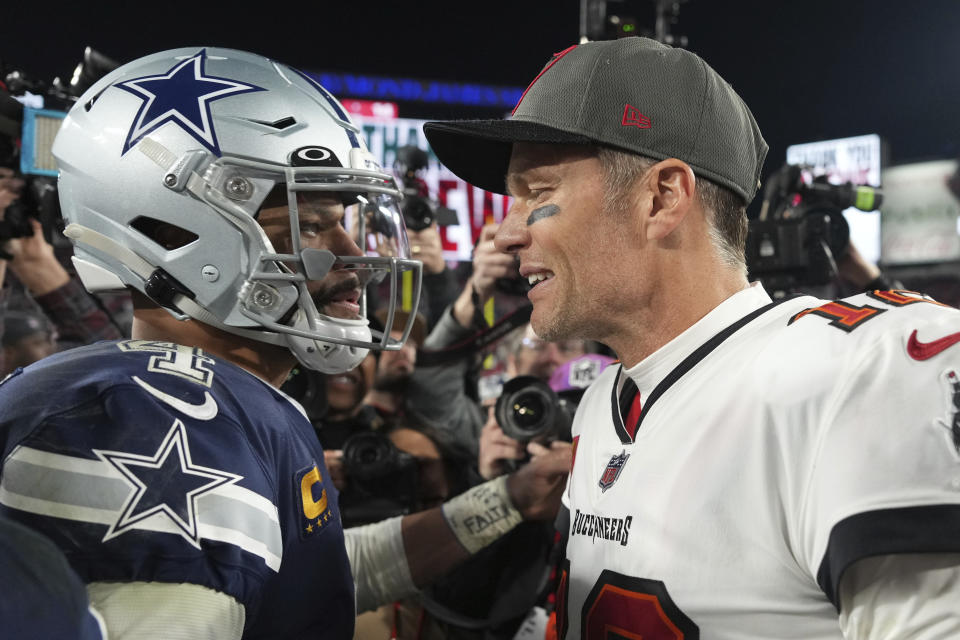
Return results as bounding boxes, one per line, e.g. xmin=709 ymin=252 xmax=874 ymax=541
xmin=424 ymin=37 xmax=960 ymax=639
xmin=0 ymin=48 xmax=569 ymax=639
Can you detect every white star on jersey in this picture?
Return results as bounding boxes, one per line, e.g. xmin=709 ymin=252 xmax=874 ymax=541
xmin=94 ymin=419 xmax=241 ymax=548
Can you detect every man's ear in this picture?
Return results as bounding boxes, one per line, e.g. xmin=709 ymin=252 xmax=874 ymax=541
xmin=643 ymin=159 xmax=697 ymax=241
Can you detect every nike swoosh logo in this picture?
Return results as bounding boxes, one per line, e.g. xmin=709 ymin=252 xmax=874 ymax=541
xmin=906 ymin=330 xmax=960 ymax=361
xmin=132 ymin=376 xmax=219 ymax=421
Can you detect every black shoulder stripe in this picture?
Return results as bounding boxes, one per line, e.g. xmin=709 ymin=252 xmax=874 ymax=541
xmin=817 ymin=504 xmax=960 ymax=610
xmin=611 ymin=296 xmax=797 ymax=444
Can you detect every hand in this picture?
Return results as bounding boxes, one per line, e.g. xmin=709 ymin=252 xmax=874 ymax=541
xmin=323 ymin=449 xmax=347 ymax=491
xmin=0 ymin=168 xmax=24 ymax=214
xmin=470 ymin=222 xmax=519 ymax=300
xmin=505 ymin=440 xmax=571 ymax=521
xmin=837 ymin=240 xmax=882 ymax=289
xmin=407 ymin=223 xmax=446 ymax=274
xmin=5 ymin=219 xmax=70 ymax=295
xmin=478 ymin=406 xmax=526 ymax=480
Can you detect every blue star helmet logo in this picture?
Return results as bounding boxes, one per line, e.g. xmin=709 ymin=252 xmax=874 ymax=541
xmin=114 ymin=49 xmax=265 ymax=157
xmin=95 ymin=419 xmax=242 ymax=548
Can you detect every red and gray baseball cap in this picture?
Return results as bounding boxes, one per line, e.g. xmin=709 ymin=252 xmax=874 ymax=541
xmin=423 ymin=37 xmax=768 ymax=203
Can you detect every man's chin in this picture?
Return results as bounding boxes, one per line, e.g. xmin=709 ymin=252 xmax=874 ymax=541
xmin=531 ymin=309 xmax=578 ymax=344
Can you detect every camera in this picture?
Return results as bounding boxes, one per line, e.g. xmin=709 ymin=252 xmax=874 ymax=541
xmin=395 ymin=145 xmax=458 ymax=231
xmin=1 ymin=49 xmax=119 ymax=251
xmin=338 ymin=431 xmax=420 ymax=527
xmin=746 ymin=163 xmax=883 ymax=294
xmin=495 ymin=375 xmax=578 ymax=444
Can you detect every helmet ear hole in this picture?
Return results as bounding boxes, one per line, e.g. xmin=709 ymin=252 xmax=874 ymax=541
xmin=130 ymin=216 xmax=199 ymax=250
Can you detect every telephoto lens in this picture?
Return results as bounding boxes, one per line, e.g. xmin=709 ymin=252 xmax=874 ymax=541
xmin=495 ymin=375 xmax=573 ymax=443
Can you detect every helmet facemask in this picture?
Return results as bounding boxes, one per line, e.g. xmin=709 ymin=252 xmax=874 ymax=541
xmin=199 ymin=154 xmax=423 ymax=373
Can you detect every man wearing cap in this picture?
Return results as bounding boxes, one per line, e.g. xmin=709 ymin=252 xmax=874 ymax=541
xmin=425 ymin=37 xmax=960 ymax=639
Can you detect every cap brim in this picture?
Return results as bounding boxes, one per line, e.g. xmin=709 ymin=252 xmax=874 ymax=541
xmin=423 ymin=120 xmax=595 ymax=195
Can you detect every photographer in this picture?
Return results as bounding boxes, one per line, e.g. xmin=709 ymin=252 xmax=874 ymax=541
xmin=383 ymin=356 xmax=612 ymax=640
xmin=504 ymin=322 xmax=593 ymax=383
xmin=404 ymin=223 xmax=517 ymax=458
xmin=407 ymin=222 xmax=460 ymax=330
xmin=363 ymin=308 xmax=429 ymax=419
xmin=0 ymin=210 xmax=124 ymax=373
xmin=479 ymin=353 xmax=614 ymax=480
xmin=364 ymin=145 xmax=459 ymax=331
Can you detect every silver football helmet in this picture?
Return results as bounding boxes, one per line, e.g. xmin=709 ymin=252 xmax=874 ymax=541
xmin=53 ymin=47 xmax=422 ymax=373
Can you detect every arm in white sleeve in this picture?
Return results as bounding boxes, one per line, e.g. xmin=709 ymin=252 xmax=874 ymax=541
xmin=839 ymin=553 xmax=960 ymax=639
xmin=86 ymin=581 xmax=245 ymax=640
xmin=343 ymin=516 xmax=417 ymax=614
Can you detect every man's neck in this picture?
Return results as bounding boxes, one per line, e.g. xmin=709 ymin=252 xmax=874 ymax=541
xmin=604 ymin=259 xmax=750 ymax=369
xmin=131 ymin=306 xmax=296 ymax=388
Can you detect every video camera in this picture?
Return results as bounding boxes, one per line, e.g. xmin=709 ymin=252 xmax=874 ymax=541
xmin=0 ymin=48 xmax=119 ymax=252
xmin=746 ymin=163 xmax=883 ymax=294
xmin=394 ymin=145 xmax=458 ymax=231
xmin=338 ymin=431 xmax=420 ymax=527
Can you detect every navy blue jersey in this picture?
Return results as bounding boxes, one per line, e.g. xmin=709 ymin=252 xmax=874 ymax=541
xmin=0 ymin=339 xmax=354 ymax=639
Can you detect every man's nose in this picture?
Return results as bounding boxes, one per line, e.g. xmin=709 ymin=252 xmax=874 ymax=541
xmin=331 ymin=226 xmax=365 ymax=259
xmin=494 ymin=203 xmax=530 ymax=255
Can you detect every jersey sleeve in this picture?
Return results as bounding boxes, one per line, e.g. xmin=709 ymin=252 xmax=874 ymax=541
xmin=0 ymin=379 xmax=283 ymax=617
xmin=838 ymin=553 xmax=960 ymax=638
xmin=799 ymin=308 xmax=960 ymax=608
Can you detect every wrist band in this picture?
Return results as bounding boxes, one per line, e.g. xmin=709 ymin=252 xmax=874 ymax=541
xmin=441 ymin=475 xmax=523 ymax=554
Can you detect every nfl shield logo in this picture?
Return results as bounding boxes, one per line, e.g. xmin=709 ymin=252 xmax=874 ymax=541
xmin=598 ymin=450 xmax=630 ymax=492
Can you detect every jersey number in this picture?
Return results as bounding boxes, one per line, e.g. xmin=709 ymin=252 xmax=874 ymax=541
xmin=789 ymin=290 xmax=949 ymax=333
xmin=557 ymin=565 xmax=699 ymax=639
xmin=118 ymin=340 xmax=215 ymax=386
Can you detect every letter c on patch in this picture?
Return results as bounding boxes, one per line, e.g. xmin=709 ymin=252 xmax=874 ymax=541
xmin=300 ymin=466 xmax=328 ymax=519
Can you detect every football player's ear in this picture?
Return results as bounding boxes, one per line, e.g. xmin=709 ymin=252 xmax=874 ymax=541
xmin=643 ymin=159 xmax=696 ymax=242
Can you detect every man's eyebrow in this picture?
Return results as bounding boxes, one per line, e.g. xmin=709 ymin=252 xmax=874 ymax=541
xmin=505 ymin=172 xmax=523 ymax=197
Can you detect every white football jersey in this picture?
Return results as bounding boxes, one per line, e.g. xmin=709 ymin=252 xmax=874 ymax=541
xmin=559 ymin=283 xmax=960 ymax=639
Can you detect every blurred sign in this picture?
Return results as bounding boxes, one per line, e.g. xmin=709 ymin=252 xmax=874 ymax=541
xmin=341 ymin=99 xmax=398 ymax=119
xmin=880 ymin=160 xmax=960 ymax=265
xmin=786 ymin=134 xmax=883 ymax=264
xmin=312 ymin=72 xmax=523 ymax=109
xmin=352 ymin=113 xmax=512 ymax=262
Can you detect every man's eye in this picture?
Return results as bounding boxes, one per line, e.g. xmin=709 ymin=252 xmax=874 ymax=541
xmin=300 ymin=223 xmax=321 ymax=237
xmin=528 ymin=188 xmax=551 ymax=202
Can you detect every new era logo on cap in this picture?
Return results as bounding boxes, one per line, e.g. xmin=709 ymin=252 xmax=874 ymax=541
xmin=621 ymin=104 xmax=651 ymax=129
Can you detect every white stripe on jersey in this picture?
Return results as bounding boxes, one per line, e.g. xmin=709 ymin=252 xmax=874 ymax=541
xmin=1 ymin=445 xmax=283 ymax=571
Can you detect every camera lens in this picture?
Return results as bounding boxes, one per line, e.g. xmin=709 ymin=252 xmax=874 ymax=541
xmin=401 ymin=197 xmax=433 ymax=231
xmin=510 ymin=394 xmax=546 ymax=430
xmin=342 ymin=432 xmax=397 ymax=479
xmin=496 ymin=376 xmax=558 ymax=442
